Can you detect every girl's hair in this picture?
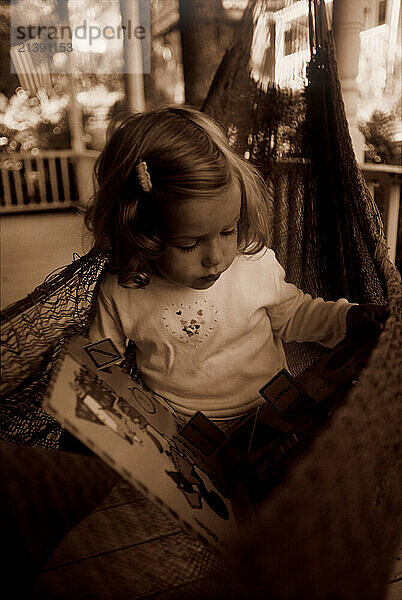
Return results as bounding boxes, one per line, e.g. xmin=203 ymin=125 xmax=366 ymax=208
xmin=85 ymin=105 xmax=271 ymax=288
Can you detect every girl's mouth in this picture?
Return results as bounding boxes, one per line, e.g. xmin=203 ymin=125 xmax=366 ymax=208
xmin=200 ymin=273 xmax=221 ymax=282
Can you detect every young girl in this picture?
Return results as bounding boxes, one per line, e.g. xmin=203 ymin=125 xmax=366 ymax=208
xmin=87 ymin=106 xmax=385 ymax=423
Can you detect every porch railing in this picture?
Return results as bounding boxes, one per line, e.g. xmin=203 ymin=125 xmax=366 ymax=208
xmin=0 ymin=149 xmax=98 ymax=213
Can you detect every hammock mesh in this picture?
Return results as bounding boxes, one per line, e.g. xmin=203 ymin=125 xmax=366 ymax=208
xmin=1 ymin=248 xmax=108 ymax=447
xmin=0 ymin=0 xmax=401 ymax=595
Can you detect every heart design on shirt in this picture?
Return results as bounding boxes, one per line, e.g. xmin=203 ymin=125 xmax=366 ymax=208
xmin=180 ymin=318 xmax=203 ymax=337
xmin=161 ymin=300 xmax=219 ymax=345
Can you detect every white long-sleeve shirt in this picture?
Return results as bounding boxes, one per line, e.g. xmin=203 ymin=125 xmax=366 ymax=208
xmin=89 ymin=248 xmax=352 ymax=419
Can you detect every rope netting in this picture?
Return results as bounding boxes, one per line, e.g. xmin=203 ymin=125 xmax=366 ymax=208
xmin=1 ymin=249 xmax=108 ymax=447
xmin=202 ymin=0 xmax=391 ymax=376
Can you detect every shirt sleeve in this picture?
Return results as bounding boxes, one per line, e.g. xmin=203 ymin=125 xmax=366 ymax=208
xmin=264 ymin=251 xmax=354 ymax=348
xmin=88 ymin=287 xmax=127 ymax=356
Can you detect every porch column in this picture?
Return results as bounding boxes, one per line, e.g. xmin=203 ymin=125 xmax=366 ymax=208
xmin=332 ymin=0 xmax=365 ymax=164
xmin=120 ymin=0 xmax=146 ymax=113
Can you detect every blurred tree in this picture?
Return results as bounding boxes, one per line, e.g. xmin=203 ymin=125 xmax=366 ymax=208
xmin=143 ymin=1 xmax=184 ymax=109
xmin=178 ymin=0 xmax=234 ymax=108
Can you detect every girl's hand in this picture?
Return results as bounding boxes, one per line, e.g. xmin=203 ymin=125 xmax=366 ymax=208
xmin=346 ymin=304 xmax=388 ymax=339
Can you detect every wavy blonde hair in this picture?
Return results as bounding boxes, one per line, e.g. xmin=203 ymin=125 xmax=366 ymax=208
xmin=85 ymin=105 xmax=271 ymax=287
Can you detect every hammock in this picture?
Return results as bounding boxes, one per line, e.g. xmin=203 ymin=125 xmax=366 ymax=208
xmin=201 ymin=0 xmax=393 ymax=375
xmin=0 ymin=0 xmax=401 ymax=595
xmin=202 ymin=2 xmax=401 ymax=597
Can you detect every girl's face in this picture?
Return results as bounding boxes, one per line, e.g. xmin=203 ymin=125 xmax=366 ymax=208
xmin=155 ymin=183 xmax=241 ymax=290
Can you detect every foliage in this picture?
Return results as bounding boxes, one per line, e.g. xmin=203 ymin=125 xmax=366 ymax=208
xmin=359 ymin=110 xmax=401 ymax=165
xmin=0 ymin=88 xmax=71 ymax=152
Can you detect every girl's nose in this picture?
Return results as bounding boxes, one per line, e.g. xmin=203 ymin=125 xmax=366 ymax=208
xmin=201 ymin=239 xmax=224 ymax=269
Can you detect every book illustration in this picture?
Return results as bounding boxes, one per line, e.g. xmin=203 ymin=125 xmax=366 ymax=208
xmin=84 ymin=338 xmax=123 ymax=369
xmin=69 ymin=364 xmax=229 ymax=519
xmin=115 ymin=396 xmax=163 ymax=452
xmin=166 ymin=444 xmax=229 ymax=519
xmin=70 ymin=368 xmax=143 ymax=446
xmin=83 ymin=394 xmax=143 ymax=446
xmin=129 ymin=386 xmax=157 ymax=414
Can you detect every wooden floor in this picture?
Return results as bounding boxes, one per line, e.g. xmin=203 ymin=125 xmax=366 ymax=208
xmin=35 ymin=481 xmax=227 ymax=600
xmin=33 ymin=476 xmax=402 ymax=600
xmin=0 ymin=209 xmax=90 ymax=309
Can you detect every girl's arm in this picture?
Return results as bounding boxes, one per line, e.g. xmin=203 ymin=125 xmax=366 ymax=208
xmin=265 ymin=253 xmax=354 ymax=348
xmin=88 ymin=289 xmax=127 ymax=356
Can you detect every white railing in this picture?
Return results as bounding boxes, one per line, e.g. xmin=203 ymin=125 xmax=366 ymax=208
xmin=0 ymin=149 xmax=98 ymax=213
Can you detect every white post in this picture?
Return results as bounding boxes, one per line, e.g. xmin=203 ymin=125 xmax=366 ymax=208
xmin=385 ymin=183 xmax=400 ymax=264
xmin=67 ymin=75 xmax=94 ymax=206
xmin=332 ymin=0 xmax=365 ymax=164
xmin=121 ymin=0 xmax=146 ymax=113
xmin=68 ymin=76 xmax=86 ymax=155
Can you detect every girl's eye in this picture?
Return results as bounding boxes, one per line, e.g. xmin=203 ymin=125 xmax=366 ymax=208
xmin=177 ymin=227 xmax=237 ymax=252
xmin=178 ymin=242 xmax=199 ymax=252
xmin=221 ymin=227 xmax=237 ymax=237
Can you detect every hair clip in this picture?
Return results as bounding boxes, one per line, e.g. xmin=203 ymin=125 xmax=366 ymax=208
xmin=136 ymin=160 xmax=152 ymax=193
